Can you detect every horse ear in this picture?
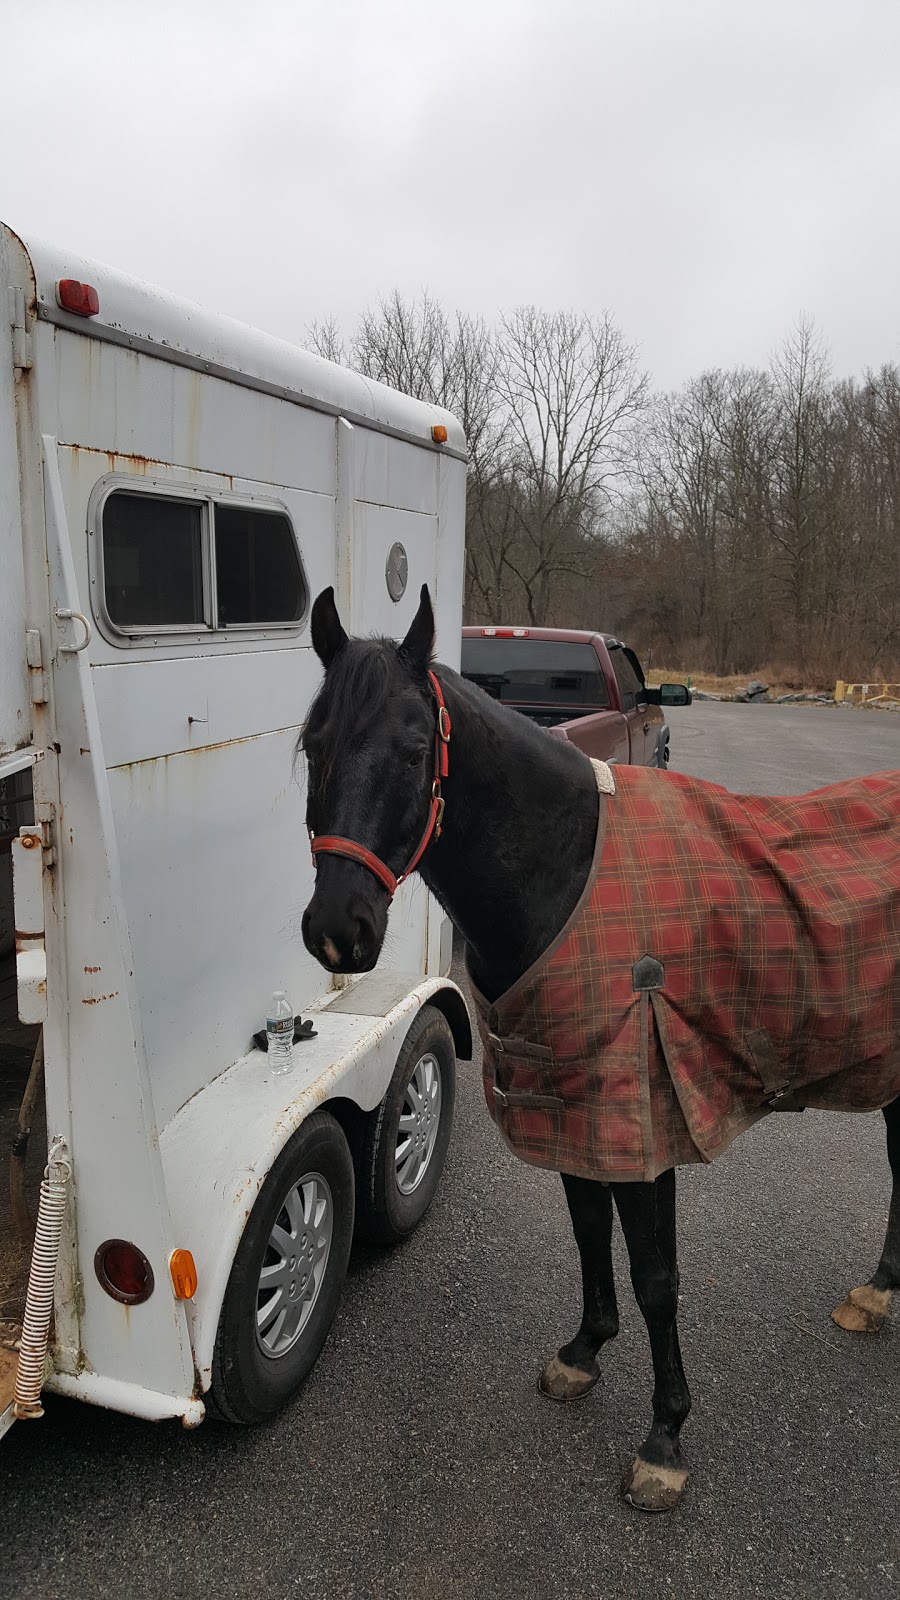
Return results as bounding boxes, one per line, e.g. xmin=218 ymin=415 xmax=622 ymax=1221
xmin=398 ymin=585 xmax=435 ymax=672
xmin=311 ymin=586 xmax=348 ymax=668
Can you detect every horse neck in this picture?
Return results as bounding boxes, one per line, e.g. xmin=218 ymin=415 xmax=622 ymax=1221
xmin=420 ymin=669 xmax=599 ymax=1003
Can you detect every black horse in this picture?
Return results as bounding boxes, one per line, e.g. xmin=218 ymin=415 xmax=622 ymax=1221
xmin=300 ymin=584 xmax=900 ymax=1513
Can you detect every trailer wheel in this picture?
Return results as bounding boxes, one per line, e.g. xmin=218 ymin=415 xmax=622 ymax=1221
xmin=353 ymin=1005 xmax=456 ymax=1247
xmin=209 ymin=1110 xmax=354 ymax=1425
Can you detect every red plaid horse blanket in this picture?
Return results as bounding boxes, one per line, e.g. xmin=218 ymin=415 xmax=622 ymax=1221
xmin=470 ymin=763 xmax=900 ymax=1182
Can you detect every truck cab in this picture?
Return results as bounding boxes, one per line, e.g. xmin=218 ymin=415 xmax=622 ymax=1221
xmin=460 ymin=626 xmax=689 ymax=767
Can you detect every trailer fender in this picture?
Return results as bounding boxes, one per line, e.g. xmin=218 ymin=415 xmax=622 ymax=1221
xmin=159 ymin=975 xmax=472 ymax=1393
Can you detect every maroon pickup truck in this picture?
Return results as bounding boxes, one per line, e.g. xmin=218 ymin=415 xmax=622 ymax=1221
xmin=460 ymin=626 xmax=690 ymax=766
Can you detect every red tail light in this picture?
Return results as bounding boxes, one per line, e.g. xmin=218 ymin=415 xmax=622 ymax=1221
xmin=94 ymin=1239 xmax=155 ymax=1304
xmin=56 ymin=279 xmax=100 ymax=318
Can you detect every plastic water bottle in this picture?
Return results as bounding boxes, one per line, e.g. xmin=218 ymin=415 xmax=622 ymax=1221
xmin=266 ymin=991 xmax=295 ymax=1075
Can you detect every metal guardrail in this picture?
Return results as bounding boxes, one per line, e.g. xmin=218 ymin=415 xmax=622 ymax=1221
xmin=834 ymin=681 xmax=900 ymax=704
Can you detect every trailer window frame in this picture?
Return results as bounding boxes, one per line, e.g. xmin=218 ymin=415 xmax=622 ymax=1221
xmin=88 ymin=475 xmax=309 ymax=647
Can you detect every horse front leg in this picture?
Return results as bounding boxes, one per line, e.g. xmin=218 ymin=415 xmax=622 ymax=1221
xmin=539 ymin=1174 xmax=619 ymax=1401
xmin=613 ymin=1170 xmax=691 ymax=1513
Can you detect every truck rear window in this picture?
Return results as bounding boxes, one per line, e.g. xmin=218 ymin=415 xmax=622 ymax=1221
xmin=460 ymin=639 xmax=610 ymax=710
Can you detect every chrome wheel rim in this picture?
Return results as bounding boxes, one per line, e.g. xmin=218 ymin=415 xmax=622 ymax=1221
xmin=396 ymin=1051 xmax=442 ymax=1195
xmin=255 ymin=1171 xmax=333 ymax=1358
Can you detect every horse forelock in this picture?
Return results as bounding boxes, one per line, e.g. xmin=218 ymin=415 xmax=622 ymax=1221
xmin=298 ymin=637 xmax=426 ymax=789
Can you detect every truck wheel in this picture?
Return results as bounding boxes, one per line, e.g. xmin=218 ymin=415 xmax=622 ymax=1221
xmin=659 ymin=732 xmax=671 ymax=767
xmin=209 ymin=1110 xmax=354 ymax=1425
xmin=353 ymin=1005 xmax=456 ymax=1246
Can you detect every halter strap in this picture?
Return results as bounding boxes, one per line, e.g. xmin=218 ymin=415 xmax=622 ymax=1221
xmin=309 ymin=670 xmax=451 ymax=900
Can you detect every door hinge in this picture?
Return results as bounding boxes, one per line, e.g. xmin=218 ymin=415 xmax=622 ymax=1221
xmin=26 ymin=629 xmax=49 ymax=704
xmin=12 ymin=823 xmax=50 ymax=1024
xmin=31 ymin=817 xmax=57 ymax=869
xmin=9 ymin=285 xmax=33 ymax=372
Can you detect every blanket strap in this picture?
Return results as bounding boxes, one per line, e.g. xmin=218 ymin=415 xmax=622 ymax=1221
xmin=633 ymin=956 xmax=666 ymax=1175
xmin=746 ymin=1028 xmax=804 ymax=1112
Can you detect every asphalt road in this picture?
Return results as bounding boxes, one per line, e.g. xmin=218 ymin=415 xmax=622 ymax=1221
xmin=2 ymin=704 xmax=899 ymax=1600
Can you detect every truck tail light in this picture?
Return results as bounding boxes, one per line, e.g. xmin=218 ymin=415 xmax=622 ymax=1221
xmin=485 ymin=627 xmax=529 ymax=638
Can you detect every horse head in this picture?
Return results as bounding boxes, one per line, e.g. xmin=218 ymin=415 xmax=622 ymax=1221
xmin=300 ymin=584 xmax=446 ymax=974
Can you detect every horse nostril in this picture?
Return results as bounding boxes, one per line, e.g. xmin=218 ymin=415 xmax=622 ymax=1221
xmin=351 ymin=909 xmax=377 ymax=957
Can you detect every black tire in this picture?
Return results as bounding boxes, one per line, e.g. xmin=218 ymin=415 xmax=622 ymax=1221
xmin=352 ymin=1005 xmax=456 ymax=1247
xmin=208 ymin=1109 xmax=354 ymax=1425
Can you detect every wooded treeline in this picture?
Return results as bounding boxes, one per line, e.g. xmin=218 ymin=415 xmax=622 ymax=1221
xmin=309 ymin=300 xmax=900 ymax=683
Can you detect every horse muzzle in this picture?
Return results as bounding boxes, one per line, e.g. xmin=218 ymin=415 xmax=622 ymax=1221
xmin=301 ymin=889 xmax=385 ymax=975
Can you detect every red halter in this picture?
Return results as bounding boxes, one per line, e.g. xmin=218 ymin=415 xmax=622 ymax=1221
xmin=309 ymin=670 xmax=451 ymax=900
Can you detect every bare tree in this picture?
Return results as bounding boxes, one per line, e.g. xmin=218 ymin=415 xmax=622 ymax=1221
xmin=306 ymin=316 xmax=347 ymax=365
xmin=767 ymin=317 xmax=833 ymax=673
xmin=497 ymin=308 xmax=647 ymax=623
xmin=307 ymin=290 xmax=900 ymax=683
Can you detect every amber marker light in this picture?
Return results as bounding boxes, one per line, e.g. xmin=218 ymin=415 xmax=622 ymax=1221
xmin=169 ymin=1248 xmax=198 ymax=1300
xmin=431 ymin=424 xmax=448 ymax=443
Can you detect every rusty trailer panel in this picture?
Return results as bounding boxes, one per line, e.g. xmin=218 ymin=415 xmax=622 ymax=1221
xmin=0 ymin=218 xmax=468 ymax=1437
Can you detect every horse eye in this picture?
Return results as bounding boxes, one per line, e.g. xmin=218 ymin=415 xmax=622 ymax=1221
xmin=407 ymin=749 xmax=426 ymax=769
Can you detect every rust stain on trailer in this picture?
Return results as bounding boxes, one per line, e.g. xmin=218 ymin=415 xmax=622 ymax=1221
xmin=81 ymin=992 xmax=119 ymax=1005
xmin=84 ymin=966 xmax=101 ymax=974
xmin=102 ymin=449 xmax=159 ymax=474
xmin=110 ymin=725 xmax=301 ymax=774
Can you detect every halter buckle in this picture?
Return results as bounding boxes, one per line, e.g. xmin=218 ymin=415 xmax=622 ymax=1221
xmin=432 ymin=780 xmax=445 ymax=835
xmin=438 ymin=705 xmax=451 ymax=742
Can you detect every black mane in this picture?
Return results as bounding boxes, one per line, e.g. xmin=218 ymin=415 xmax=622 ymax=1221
xmin=299 ymin=636 xmax=432 ymax=774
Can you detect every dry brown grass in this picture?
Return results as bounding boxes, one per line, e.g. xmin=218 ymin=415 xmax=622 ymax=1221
xmin=647 ymin=665 xmax=828 ymax=697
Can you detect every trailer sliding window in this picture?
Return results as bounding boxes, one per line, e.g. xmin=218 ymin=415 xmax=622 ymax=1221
xmin=98 ymin=489 xmax=306 ymax=637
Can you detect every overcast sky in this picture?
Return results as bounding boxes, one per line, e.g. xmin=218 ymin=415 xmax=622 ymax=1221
xmin=2 ymin=0 xmax=898 ymax=389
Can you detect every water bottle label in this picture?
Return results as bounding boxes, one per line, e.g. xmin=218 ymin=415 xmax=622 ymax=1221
xmin=269 ymin=1018 xmax=292 ymax=1036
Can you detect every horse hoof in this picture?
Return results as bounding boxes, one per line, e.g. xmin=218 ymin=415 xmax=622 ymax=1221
xmin=621 ymin=1456 xmax=688 ymax=1513
xmin=538 ymin=1354 xmax=599 ymax=1403
xmin=832 ymin=1284 xmax=891 ymax=1335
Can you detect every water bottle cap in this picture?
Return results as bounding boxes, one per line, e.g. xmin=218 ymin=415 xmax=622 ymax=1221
xmin=273 ymin=990 xmax=286 ymax=1000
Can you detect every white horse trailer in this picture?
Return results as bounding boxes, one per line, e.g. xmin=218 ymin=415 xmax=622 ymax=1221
xmin=0 ymin=222 xmax=471 ymax=1438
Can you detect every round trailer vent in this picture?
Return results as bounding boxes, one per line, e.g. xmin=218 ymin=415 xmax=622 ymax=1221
xmin=385 ymin=543 xmax=408 ymax=602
